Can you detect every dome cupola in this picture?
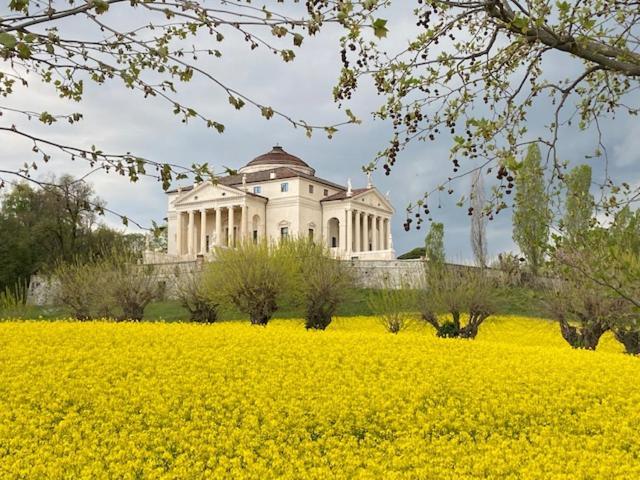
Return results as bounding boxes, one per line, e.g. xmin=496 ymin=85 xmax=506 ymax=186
xmin=238 ymin=146 xmax=315 ymax=176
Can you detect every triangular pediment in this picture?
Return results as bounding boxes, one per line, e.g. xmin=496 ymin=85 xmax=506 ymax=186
xmin=173 ymin=182 xmax=246 ymax=207
xmin=352 ymin=188 xmax=394 ymax=213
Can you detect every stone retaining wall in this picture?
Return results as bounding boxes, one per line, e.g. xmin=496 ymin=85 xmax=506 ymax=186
xmin=28 ymin=259 xmax=512 ymax=305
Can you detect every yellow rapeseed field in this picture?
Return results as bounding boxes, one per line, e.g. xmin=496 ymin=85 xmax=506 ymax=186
xmin=0 ymin=316 xmax=639 ymax=479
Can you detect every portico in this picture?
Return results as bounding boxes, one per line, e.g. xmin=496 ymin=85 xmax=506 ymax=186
xmin=175 ymin=204 xmax=248 ymax=255
xmin=322 ymin=187 xmax=394 ymax=259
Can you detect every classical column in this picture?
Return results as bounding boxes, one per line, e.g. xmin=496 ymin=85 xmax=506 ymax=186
xmin=383 ymin=218 xmax=389 ymax=250
xmin=354 ymin=209 xmax=360 ymax=253
xmin=214 ymin=207 xmax=222 ymax=247
xmin=263 ymin=203 xmax=267 ymax=241
xmin=187 ymin=210 xmax=195 ymax=255
xmin=373 ymin=216 xmax=379 ymax=251
xmin=363 ymin=212 xmax=369 ymax=252
xmin=176 ymin=212 xmax=183 ymax=255
xmin=228 ymin=205 xmax=235 ymax=247
xmin=241 ymin=204 xmax=248 ymax=240
xmin=200 ymin=208 xmax=207 ymax=254
xmin=344 ymin=208 xmax=352 ymax=254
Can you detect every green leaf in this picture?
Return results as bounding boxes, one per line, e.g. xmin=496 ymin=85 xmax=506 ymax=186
xmin=556 ymin=1 xmax=570 ymax=14
xmin=511 ymin=15 xmax=529 ymax=33
xmin=261 ymin=106 xmax=274 ymax=120
xmin=9 ymin=0 xmax=29 ymax=12
xmin=93 ymin=0 xmax=110 ymax=14
xmin=372 ymin=18 xmax=389 ymax=39
xmin=228 ymin=96 xmax=245 ymax=110
xmin=16 ymin=42 xmax=31 ymax=59
xmin=0 ymin=33 xmax=17 ymax=49
xmin=280 ymin=50 xmax=296 ymax=62
xmin=38 ymin=112 xmax=56 ymax=125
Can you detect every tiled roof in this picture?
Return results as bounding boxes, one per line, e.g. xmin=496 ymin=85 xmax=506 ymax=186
xmin=167 ymin=167 xmax=346 ymax=194
xmin=321 ymin=188 xmax=370 ymax=202
xmin=244 ymin=146 xmax=310 ymax=170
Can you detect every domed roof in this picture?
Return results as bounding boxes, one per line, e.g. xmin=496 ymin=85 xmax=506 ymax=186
xmin=238 ymin=146 xmax=314 ymax=175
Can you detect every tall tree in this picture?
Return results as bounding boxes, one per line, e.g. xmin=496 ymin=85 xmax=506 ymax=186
xmin=512 ymin=144 xmax=551 ymax=275
xmin=563 ymin=165 xmax=594 ymax=243
xmin=470 ymin=170 xmax=487 ymax=268
xmin=424 ymin=222 xmax=445 ymax=267
xmin=0 ymin=176 xmax=138 ymax=290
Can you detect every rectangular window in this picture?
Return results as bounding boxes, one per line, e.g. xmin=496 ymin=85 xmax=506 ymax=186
xmin=331 ymin=237 xmax=337 ymax=248
xmin=308 ymin=228 xmax=314 ymax=240
xmin=323 ymin=189 xmax=329 ymax=197
xmin=308 ymin=184 xmax=314 ymax=194
xmin=253 ymin=186 xmax=261 ymax=194
xmin=253 ymin=230 xmax=258 ymax=243
xmin=280 ymin=227 xmax=289 ymax=239
xmin=280 ymin=182 xmax=288 ymax=193
xmin=205 ymin=235 xmax=210 ymax=252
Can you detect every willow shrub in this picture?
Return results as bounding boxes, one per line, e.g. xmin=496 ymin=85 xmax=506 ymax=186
xmin=546 ymin=280 xmax=632 ymax=351
xmin=54 ymin=257 xmax=117 ymax=320
xmin=55 ymin=251 xmax=160 ymax=321
xmin=368 ymin=280 xmax=416 ymax=334
xmin=205 ymin=241 xmax=297 ymax=325
xmin=417 ymin=264 xmax=502 ymax=339
xmin=107 ymin=250 xmax=161 ymax=321
xmin=175 ymin=268 xmax=219 ymax=323
xmin=281 ymin=238 xmax=353 ymax=330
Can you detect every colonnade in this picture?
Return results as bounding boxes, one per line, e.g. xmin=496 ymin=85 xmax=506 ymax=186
xmin=175 ymin=204 xmax=249 ymax=255
xmin=338 ymin=208 xmax=391 ymax=254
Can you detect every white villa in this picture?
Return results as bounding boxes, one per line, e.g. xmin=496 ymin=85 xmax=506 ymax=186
xmin=161 ymin=146 xmax=395 ymax=260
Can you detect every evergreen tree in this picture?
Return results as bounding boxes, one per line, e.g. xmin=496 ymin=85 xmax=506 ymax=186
xmin=563 ymin=165 xmax=594 ymax=242
xmin=470 ymin=170 xmax=487 ymax=268
xmin=425 ymin=222 xmax=445 ymax=267
xmin=512 ymin=144 xmax=552 ymax=275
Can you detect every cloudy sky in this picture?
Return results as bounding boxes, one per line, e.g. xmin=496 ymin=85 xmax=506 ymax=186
xmin=1 ymin=2 xmax=639 ymax=259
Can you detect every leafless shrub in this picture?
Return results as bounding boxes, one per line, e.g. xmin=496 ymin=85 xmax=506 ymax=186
xmin=417 ymin=264 xmax=501 ymax=339
xmin=175 ymin=269 xmax=219 ymax=323
xmin=368 ymin=281 xmax=416 ymax=334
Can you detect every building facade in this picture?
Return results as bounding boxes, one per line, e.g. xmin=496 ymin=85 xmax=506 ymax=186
xmin=161 ymin=146 xmax=395 ymax=260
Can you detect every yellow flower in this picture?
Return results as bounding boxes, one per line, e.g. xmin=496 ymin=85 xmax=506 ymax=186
xmin=0 ymin=317 xmax=637 ymax=478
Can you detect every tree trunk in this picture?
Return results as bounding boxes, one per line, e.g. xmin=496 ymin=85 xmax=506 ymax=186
xmin=613 ymin=329 xmax=640 ymax=355
xmin=250 ymin=313 xmax=270 ymax=326
xmin=559 ymin=318 xmax=608 ymax=350
xmin=421 ymin=311 xmax=440 ymax=331
xmin=189 ymin=301 xmax=218 ymax=323
xmin=122 ymin=303 xmax=145 ymax=321
xmin=459 ymin=312 xmax=489 ymax=339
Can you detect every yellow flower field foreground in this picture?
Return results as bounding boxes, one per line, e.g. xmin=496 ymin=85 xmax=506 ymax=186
xmin=1 ymin=317 xmax=639 ymax=479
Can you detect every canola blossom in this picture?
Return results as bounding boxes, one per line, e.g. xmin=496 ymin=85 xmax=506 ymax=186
xmin=0 ymin=316 xmax=639 ymax=478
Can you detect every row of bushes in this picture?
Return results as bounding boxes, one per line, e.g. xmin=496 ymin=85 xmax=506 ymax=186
xmin=185 ymin=239 xmax=353 ymax=330
xmin=54 ymin=250 xmax=160 ymax=321
xmin=3 ymin=238 xmax=637 ymax=355
xmin=0 ymin=239 xmax=353 ymax=329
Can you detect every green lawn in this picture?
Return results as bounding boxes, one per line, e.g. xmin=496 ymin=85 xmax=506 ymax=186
xmin=17 ymin=286 xmax=546 ymax=322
